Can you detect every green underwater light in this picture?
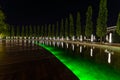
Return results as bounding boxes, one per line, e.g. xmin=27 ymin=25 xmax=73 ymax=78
xmin=35 ymin=42 xmax=120 ymax=80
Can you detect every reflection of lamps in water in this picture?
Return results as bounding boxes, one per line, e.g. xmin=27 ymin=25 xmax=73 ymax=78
xmin=39 ymin=40 xmax=41 ymax=44
xmin=77 ymin=44 xmax=79 ymax=47
xmin=108 ymin=53 xmax=111 ymax=64
xmin=72 ymin=44 xmax=74 ymax=51
xmin=90 ymin=48 xmax=93 ymax=56
xmin=46 ymin=41 xmax=48 ymax=45
xmin=28 ymin=40 xmax=30 ymax=43
xmin=57 ymin=42 xmax=60 ymax=47
xmin=32 ymin=40 xmax=34 ymax=46
xmin=53 ymin=41 xmax=55 ymax=46
xmin=49 ymin=41 xmax=51 ymax=45
xmin=105 ymin=49 xmax=114 ymax=64
xmin=80 ymin=46 xmax=82 ymax=53
xmin=61 ymin=42 xmax=63 ymax=48
xmin=24 ymin=40 xmax=26 ymax=46
xmin=66 ymin=43 xmax=68 ymax=48
xmin=42 ymin=41 xmax=44 ymax=44
xmin=84 ymin=45 xmax=86 ymax=48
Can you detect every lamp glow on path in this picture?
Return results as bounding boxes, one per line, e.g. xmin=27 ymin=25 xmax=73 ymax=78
xmin=66 ymin=43 xmax=68 ymax=48
xmin=35 ymin=42 xmax=120 ymax=80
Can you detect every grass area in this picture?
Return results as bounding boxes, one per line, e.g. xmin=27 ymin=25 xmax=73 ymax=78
xmin=35 ymin=42 xmax=120 ymax=80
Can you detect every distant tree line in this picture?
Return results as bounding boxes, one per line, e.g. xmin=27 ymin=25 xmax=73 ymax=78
xmin=9 ymin=0 xmax=108 ymax=42
xmin=0 ymin=0 xmax=120 ymax=43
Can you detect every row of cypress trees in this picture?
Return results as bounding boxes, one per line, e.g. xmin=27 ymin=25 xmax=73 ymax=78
xmin=10 ymin=0 xmax=108 ymax=41
xmin=10 ymin=13 xmax=82 ymax=40
xmin=1 ymin=0 xmax=120 ymax=42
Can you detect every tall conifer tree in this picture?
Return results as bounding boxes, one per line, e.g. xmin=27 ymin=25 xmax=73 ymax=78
xmin=116 ymin=13 xmax=120 ymax=35
xmin=96 ymin=0 xmax=108 ymax=42
xmin=85 ymin=6 xmax=93 ymax=38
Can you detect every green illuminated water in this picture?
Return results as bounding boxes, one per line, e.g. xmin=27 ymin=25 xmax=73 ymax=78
xmin=35 ymin=42 xmax=120 ymax=80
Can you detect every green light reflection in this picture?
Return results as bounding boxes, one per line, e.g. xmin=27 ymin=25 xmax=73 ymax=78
xmin=36 ymin=43 xmax=120 ymax=80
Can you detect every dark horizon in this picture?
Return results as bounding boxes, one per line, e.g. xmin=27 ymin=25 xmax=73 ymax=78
xmin=0 ymin=0 xmax=120 ymax=27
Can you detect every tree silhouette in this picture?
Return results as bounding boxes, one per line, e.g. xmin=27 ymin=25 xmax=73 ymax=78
xmin=29 ymin=25 xmax=32 ymax=37
xmin=85 ymin=6 xmax=93 ymax=38
xmin=16 ymin=26 xmax=20 ymax=37
xmin=52 ymin=24 xmax=55 ymax=38
xmin=69 ymin=13 xmax=74 ymax=39
xmin=60 ymin=19 xmax=64 ymax=38
xmin=21 ymin=25 xmax=25 ymax=38
xmin=96 ymin=0 xmax=108 ymax=42
xmin=65 ymin=18 xmax=68 ymax=38
xmin=56 ymin=21 xmax=59 ymax=38
xmin=11 ymin=25 xmax=15 ymax=38
xmin=116 ymin=13 xmax=120 ymax=36
xmin=76 ymin=12 xmax=82 ymax=39
xmin=0 ymin=8 xmax=8 ymax=38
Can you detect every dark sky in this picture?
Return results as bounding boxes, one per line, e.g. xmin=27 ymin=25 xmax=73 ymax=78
xmin=0 ymin=0 xmax=120 ymax=26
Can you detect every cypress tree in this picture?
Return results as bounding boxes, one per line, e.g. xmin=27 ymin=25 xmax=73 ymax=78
xmin=11 ymin=25 xmax=15 ymax=37
xmin=25 ymin=25 xmax=28 ymax=37
xmin=44 ymin=24 xmax=47 ymax=37
xmin=65 ymin=18 xmax=68 ymax=38
xmin=33 ymin=25 xmax=36 ymax=36
xmin=60 ymin=19 xmax=64 ymax=38
xmin=48 ymin=24 xmax=51 ymax=37
xmin=76 ymin=12 xmax=82 ymax=38
xmin=29 ymin=25 xmax=32 ymax=37
xmin=39 ymin=25 xmax=41 ymax=36
xmin=56 ymin=21 xmax=59 ymax=37
xmin=21 ymin=25 xmax=24 ymax=38
xmin=116 ymin=13 xmax=120 ymax=36
xmin=16 ymin=26 xmax=20 ymax=37
xmin=85 ymin=6 xmax=93 ymax=38
xmin=0 ymin=9 xmax=8 ymax=37
xmin=96 ymin=0 xmax=108 ymax=42
xmin=40 ymin=25 xmax=43 ymax=37
xmin=52 ymin=24 xmax=55 ymax=38
xmin=69 ymin=13 xmax=74 ymax=38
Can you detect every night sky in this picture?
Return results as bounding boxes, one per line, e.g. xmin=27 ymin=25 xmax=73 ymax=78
xmin=0 ymin=0 xmax=120 ymax=27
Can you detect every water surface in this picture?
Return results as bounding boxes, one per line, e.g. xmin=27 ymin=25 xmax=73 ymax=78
xmin=36 ymin=40 xmax=120 ymax=80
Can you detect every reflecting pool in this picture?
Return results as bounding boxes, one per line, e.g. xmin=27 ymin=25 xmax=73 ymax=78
xmin=0 ymin=40 xmax=78 ymax=80
xmin=36 ymin=41 xmax=120 ymax=80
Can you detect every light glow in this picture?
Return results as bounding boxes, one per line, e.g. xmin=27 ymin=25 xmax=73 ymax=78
xmin=80 ymin=35 xmax=83 ymax=41
xmin=90 ymin=48 xmax=93 ymax=57
xmin=109 ymin=33 xmax=112 ymax=43
xmin=105 ymin=49 xmax=114 ymax=64
xmin=80 ymin=46 xmax=82 ymax=53
xmin=66 ymin=43 xmax=69 ymax=48
xmin=91 ymin=34 xmax=93 ymax=42
xmin=72 ymin=44 xmax=74 ymax=51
